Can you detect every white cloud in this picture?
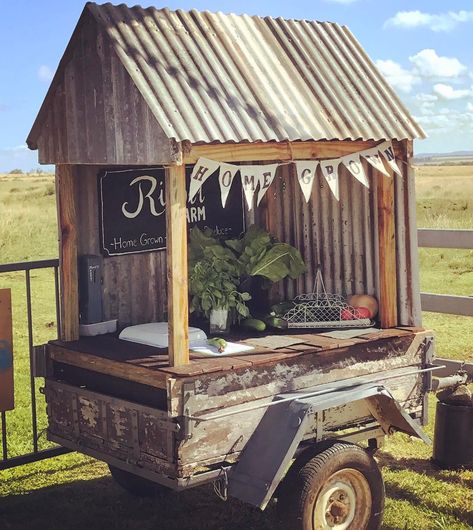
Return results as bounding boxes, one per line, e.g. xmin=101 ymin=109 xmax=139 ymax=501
xmin=409 ymin=49 xmax=466 ymax=78
xmin=385 ymin=10 xmax=473 ymax=32
xmin=416 ymin=109 xmax=473 ymax=136
xmin=433 ymin=83 xmax=473 ymax=100
xmin=375 ymin=59 xmax=420 ymax=93
xmin=466 ymin=102 xmax=473 ymax=112
xmin=37 ymin=65 xmax=54 ymax=83
xmin=415 ymin=93 xmax=438 ymax=103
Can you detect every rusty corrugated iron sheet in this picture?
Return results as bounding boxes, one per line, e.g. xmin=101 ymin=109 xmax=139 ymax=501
xmin=87 ymin=3 xmax=425 ymax=144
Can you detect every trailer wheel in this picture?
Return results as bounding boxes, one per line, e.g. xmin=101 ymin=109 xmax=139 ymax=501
xmin=108 ymin=465 xmax=172 ymax=498
xmin=279 ymin=442 xmax=384 ymax=530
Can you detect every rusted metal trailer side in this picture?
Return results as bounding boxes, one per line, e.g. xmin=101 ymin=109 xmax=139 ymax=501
xmin=43 ymin=328 xmax=433 ymax=485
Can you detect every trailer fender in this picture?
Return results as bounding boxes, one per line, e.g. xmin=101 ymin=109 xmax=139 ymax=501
xmin=227 ymin=383 xmax=429 ymax=510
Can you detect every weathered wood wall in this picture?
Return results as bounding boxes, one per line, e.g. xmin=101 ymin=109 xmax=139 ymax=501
xmin=258 ymin=161 xmax=378 ymax=303
xmin=29 ymin=11 xmax=178 ymax=166
xmin=74 ymin=165 xmax=167 ymax=327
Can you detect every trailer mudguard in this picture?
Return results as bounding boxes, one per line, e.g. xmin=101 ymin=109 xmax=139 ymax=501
xmin=227 ymin=383 xmax=429 ymax=509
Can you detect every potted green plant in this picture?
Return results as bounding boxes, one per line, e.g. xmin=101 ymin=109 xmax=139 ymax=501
xmin=188 ymin=225 xmax=306 ymax=330
xmin=189 ymin=230 xmax=251 ymax=334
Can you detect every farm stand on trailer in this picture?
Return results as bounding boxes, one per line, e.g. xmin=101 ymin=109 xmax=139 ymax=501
xmin=25 ymin=3 xmax=440 ymax=529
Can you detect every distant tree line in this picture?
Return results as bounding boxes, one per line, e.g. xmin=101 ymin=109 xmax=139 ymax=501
xmin=8 ymin=168 xmax=48 ymax=175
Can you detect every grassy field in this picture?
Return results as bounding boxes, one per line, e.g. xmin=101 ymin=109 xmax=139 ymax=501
xmin=415 ymin=165 xmax=473 ymax=361
xmin=0 ymin=166 xmax=472 ymax=529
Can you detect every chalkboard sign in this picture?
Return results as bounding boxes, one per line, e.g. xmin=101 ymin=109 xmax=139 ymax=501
xmin=99 ymin=167 xmax=245 ymax=256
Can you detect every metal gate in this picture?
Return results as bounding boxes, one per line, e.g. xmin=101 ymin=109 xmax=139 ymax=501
xmin=0 ymin=259 xmax=71 ymax=470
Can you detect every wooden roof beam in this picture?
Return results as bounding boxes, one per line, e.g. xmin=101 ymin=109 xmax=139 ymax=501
xmin=183 ymin=140 xmax=381 ymax=164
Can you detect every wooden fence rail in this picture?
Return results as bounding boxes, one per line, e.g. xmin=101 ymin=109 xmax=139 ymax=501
xmin=418 ymin=228 xmax=473 ymax=317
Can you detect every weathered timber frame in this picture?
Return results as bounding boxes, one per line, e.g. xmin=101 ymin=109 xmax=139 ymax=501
xmin=53 ymin=139 xmax=403 ymax=365
xmin=165 ymin=163 xmax=189 ymax=365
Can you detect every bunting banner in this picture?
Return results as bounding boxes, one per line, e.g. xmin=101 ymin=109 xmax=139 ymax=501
xmin=257 ymin=164 xmax=278 ymax=206
xmin=361 ymin=147 xmax=390 ymax=177
xmin=239 ymin=165 xmax=259 ymax=210
xmin=320 ymin=159 xmax=341 ymax=201
xmin=188 ymin=141 xmax=402 ymax=209
xmin=377 ymin=141 xmax=403 ymax=177
xmin=189 ymin=157 xmax=221 ymax=201
xmin=218 ymin=163 xmax=239 ymax=207
xmin=341 ymin=153 xmax=370 ymax=189
xmin=295 ymin=161 xmax=319 ymax=202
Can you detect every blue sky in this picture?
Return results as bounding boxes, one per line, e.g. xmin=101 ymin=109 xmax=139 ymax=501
xmin=1 ymin=0 xmax=472 ymax=171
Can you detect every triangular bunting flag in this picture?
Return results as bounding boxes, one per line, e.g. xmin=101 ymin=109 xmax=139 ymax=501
xmin=378 ymin=141 xmax=403 ymax=177
xmin=218 ymin=163 xmax=239 ymax=208
xmin=295 ymin=161 xmax=319 ymax=202
xmin=239 ymin=166 xmax=259 ymax=210
xmin=360 ymin=147 xmax=390 ymax=177
xmin=256 ymin=164 xmax=278 ymax=206
xmin=189 ymin=157 xmax=221 ymax=201
xmin=341 ymin=154 xmax=370 ymax=189
xmin=320 ymin=159 xmax=341 ymax=201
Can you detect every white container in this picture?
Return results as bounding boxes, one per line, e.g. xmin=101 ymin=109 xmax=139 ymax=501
xmin=119 ymin=322 xmax=207 ymax=348
xmin=79 ymin=319 xmax=117 ymax=337
xmin=209 ymin=308 xmax=230 ymax=335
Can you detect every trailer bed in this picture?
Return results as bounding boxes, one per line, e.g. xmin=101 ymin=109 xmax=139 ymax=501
xmin=47 ymin=326 xmax=425 ymax=389
xmin=44 ymin=327 xmax=433 ymax=480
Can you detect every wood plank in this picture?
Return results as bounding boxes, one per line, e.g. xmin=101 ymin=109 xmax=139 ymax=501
xmin=0 ymin=289 xmax=14 ymax=412
xmin=230 ymin=351 xmax=304 ymax=366
xmin=184 ymin=140 xmax=379 ymax=164
xmin=360 ymin=328 xmax=413 ymax=341
xmin=165 ymin=164 xmax=189 ymax=366
xmin=170 ymin=331 xmax=429 ymax=416
xmin=289 ymin=334 xmax=355 ymax=349
xmin=421 ymin=293 xmax=473 ymax=317
xmin=417 ymin=228 xmax=473 ymax=250
xmin=47 ymin=344 xmax=168 ymax=389
xmin=56 ymin=165 xmax=79 ymax=341
xmin=159 ymin=356 xmax=253 ymax=376
xmin=377 ymin=169 xmax=398 ymax=328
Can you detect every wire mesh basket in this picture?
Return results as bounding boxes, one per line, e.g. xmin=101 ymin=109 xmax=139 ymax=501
xmin=282 ymin=270 xmax=372 ymax=329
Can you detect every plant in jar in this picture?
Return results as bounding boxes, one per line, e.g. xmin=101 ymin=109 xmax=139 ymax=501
xmin=188 ymin=229 xmax=251 ymax=330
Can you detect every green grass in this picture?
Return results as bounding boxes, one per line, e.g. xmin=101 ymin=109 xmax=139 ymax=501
xmin=415 ymin=164 xmax=473 ymax=362
xmin=0 ymin=168 xmax=472 ymax=530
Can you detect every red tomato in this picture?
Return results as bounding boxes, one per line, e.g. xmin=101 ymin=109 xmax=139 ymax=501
xmin=341 ymin=308 xmax=355 ymax=320
xmin=354 ymin=307 xmax=371 ymax=319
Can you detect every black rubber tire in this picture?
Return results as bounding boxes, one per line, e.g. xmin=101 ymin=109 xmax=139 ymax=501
xmin=108 ymin=465 xmax=173 ymax=498
xmin=278 ymin=442 xmax=385 ymax=530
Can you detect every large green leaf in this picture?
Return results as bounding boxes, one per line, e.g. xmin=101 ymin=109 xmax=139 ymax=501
xmin=249 ymin=244 xmax=291 ymax=282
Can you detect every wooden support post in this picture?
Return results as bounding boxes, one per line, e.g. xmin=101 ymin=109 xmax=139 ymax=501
xmin=165 ymin=164 xmax=189 ymax=366
xmin=377 ymin=170 xmax=398 ymax=328
xmin=0 ymin=289 xmax=14 ymax=412
xmin=56 ymin=165 xmax=79 ymax=341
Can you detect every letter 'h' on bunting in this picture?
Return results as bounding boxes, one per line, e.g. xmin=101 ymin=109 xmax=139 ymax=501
xmin=189 ymin=157 xmax=221 ymax=201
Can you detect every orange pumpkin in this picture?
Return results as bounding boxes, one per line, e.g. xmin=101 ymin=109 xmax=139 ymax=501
xmin=347 ymin=294 xmax=378 ymax=318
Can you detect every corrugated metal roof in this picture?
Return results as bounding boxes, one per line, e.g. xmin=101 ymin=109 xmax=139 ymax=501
xmin=74 ymin=3 xmax=427 ymax=144
xmin=86 ymin=2 xmax=425 ymax=144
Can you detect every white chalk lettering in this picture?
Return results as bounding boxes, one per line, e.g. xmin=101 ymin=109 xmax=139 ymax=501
xmin=122 ymin=176 xmax=165 ymax=219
